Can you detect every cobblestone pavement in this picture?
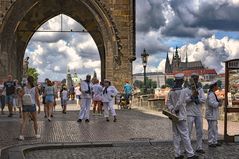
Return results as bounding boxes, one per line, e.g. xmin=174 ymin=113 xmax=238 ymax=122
xmin=0 ymin=100 xmax=238 ymax=159
xmin=24 ymin=142 xmax=239 ymax=159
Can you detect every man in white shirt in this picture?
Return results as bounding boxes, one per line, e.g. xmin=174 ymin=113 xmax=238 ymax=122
xmin=185 ymin=73 xmax=206 ymax=154
xmin=102 ymin=79 xmax=118 ymax=122
xmin=166 ymin=73 xmax=198 ymax=159
xmin=77 ymin=75 xmax=93 ymax=122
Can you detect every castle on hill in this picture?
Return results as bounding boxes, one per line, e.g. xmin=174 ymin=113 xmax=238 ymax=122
xmin=165 ymin=47 xmax=204 ymax=73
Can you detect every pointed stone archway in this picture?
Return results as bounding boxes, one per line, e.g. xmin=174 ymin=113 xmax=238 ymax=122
xmin=0 ymin=0 xmax=135 ymax=90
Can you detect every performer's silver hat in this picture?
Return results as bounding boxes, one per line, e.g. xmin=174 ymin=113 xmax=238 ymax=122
xmin=191 ymin=73 xmax=199 ymax=78
xmin=175 ymin=73 xmax=184 ymax=80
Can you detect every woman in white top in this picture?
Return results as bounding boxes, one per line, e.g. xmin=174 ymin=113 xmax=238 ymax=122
xmin=19 ymin=76 xmax=41 ymax=140
xmin=75 ymin=84 xmax=81 ymax=107
xmin=92 ymin=79 xmax=103 ymax=115
xmin=62 ymin=87 xmax=69 ymax=114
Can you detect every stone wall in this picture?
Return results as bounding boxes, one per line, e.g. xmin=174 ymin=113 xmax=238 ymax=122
xmin=132 ymin=96 xmax=239 ymax=122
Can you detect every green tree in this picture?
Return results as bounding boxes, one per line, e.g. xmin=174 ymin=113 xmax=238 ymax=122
xmin=133 ymin=80 xmax=143 ymax=89
xmin=27 ymin=67 xmax=39 ymax=83
xmin=166 ymin=78 xmax=174 ymax=88
xmin=217 ymin=80 xmax=222 ymax=88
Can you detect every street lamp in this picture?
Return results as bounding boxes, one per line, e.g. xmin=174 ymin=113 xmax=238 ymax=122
xmin=141 ymin=49 xmax=149 ymax=94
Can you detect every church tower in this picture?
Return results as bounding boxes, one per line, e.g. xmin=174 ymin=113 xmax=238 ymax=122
xmin=66 ymin=66 xmax=73 ymax=89
xmin=185 ymin=50 xmax=188 ymax=69
xmin=171 ymin=47 xmax=181 ymax=72
xmin=165 ymin=52 xmax=172 ymax=73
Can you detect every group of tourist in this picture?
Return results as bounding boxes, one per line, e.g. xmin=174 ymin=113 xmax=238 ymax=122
xmin=0 ymin=73 xmax=124 ymax=140
xmin=166 ymin=73 xmax=222 ymax=159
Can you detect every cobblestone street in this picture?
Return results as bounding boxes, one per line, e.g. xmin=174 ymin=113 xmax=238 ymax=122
xmin=0 ymin=101 xmax=238 ymax=159
xmin=24 ymin=142 xmax=239 ymax=159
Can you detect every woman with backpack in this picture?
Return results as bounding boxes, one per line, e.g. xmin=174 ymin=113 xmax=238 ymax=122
xmin=19 ymin=76 xmax=41 ymax=140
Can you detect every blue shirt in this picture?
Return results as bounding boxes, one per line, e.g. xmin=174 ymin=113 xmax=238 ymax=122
xmin=124 ymin=83 xmax=132 ymax=94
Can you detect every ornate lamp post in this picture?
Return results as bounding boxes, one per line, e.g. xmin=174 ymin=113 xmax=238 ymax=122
xmin=141 ymin=49 xmax=149 ymax=94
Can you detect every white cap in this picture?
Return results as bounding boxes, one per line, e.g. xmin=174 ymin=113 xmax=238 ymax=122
xmin=175 ymin=73 xmax=184 ymax=80
xmin=210 ymin=80 xmax=218 ymax=86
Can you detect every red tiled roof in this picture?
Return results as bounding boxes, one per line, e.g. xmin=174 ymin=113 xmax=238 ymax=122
xmin=166 ymin=69 xmax=217 ymax=76
xmin=218 ymin=73 xmax=225 ymax=77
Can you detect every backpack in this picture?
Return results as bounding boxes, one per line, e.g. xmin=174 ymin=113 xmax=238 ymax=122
xmin=22 ymin=87 xmax=34 ymax=106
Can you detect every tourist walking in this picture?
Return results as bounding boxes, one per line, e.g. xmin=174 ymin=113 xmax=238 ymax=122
xmin=44 ymin=80 xmax=55 ymax=121
xmin=13 ymin=79 xmax=23 ymax=118
xmin=102 ymin=79 xmax=118 ymax=122
xmin=166 ymin=73 xmax=198 ymax=159
xmin=75 ymin=83 xmax=81 ymax=107
xmin=18 ymin=76 xmax=41 ymax=140
xmin=41 ymin=78 xmax=49 ymax=118
xmin=77 ymin=75 xmax=92 ymax=122
xmin=205 ymin=80 xmax=222 ymax=147
xmin=3 ymin=75 xmax=16 ymax=117
xmin=92 ymin=79 xmax=103 ymax=115
xmin=0 ymin=81 xmax=5 ymax=115
xmin=184 ymin=73 xmax=206 ymax=154
xmin=69 ymin=85 xmax=75 ymax=100
xmin=62 ymin=86 xmax=68 ymax=114
xmin=123 ymin=80 xmax=133 ymax=109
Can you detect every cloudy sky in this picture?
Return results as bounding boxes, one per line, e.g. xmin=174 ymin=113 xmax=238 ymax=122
xmin=25 ymin=0 xmax=239 ymax=82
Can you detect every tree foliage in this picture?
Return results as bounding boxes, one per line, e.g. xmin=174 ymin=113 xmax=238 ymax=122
xmin=133 ymin=77 xmax=157 ymax=92
xmin=166 ymin=78 xmax=174 ymax=88
xmin=27 ymin=67 xmax=39 ymax=83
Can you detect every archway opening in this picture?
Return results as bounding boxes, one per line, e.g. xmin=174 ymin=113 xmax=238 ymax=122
xmin=24 ymin=14 xmax=101 ymax=84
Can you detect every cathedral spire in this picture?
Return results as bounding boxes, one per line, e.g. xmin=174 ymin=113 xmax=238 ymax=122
xmin=186 ymin=50 xmax=188 ymax=63
xmin=165 ymin=52 xmax=172 ymax=73
xmin=175 ymin=46 xmax=179 ymax=58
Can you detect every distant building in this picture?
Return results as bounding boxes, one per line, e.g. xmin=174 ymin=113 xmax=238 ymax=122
xmin=165 ymin=47 xmax=217 ymax=82
xmin=133 ymin=72 xmax=165 ymax=88
xmin=165 ymin=47 xmax=204 ymax=73
xmin=166 ymin=69 xmax=217 ymax=81
xmin=66 ymin=67 xmax=73 ymax=89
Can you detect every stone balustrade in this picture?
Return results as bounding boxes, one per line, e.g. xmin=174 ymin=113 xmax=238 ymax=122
xmin=132 ymin=95 xmax=239 ymax=122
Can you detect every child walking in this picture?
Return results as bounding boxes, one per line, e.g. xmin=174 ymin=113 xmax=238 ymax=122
xmin=62 ymin=87 xmax=68 ymax=114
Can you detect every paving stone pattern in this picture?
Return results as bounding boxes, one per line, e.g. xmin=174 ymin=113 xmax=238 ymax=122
xmin=24 ymin=143 xmax=239 ymax=159
xmin=0 ymin=102 xmax=238 ymax=159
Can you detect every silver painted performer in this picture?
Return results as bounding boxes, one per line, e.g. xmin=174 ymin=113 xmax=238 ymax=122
xmin=184 ymin=73 xmax=206 ymax=154
xmin=205 ymin=80 xmax=222 ymax=147
xmin=166 ymin=73 xmax=198 ymax=159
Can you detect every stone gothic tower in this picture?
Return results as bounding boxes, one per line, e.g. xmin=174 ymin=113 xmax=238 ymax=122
xmin=66 ymin=67 xmax=73 ymax=89
xmin=171 ymin=47 xmax=181 ymax=72
xmin=165 ymin=52 xmax=172 ymax=73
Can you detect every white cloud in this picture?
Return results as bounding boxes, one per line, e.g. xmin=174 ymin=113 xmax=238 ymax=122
xmin=25 ymin=15 xmax=100 ymax=82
